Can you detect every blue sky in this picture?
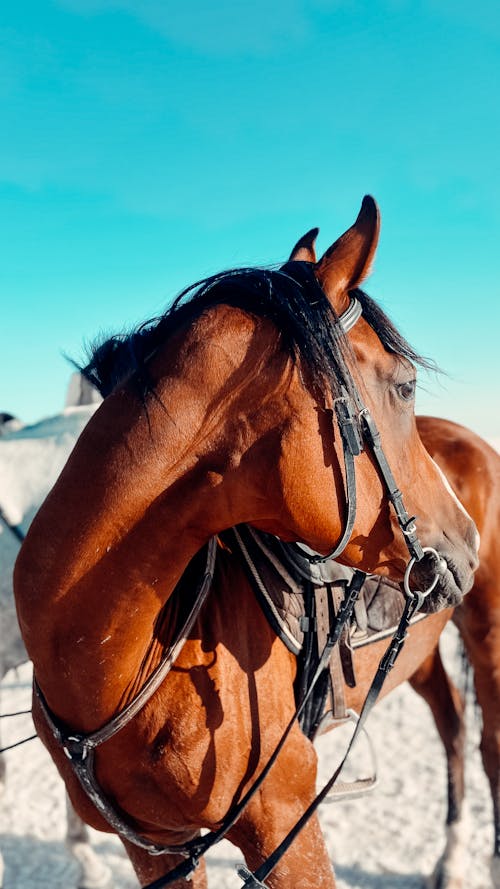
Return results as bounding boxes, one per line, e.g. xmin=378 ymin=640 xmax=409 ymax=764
xmin=1 ymin=1 xmax=499 ymax=437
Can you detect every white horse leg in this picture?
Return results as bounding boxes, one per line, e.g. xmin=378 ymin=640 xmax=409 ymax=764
xmin=0 ymin=697 xmax=6 ymax=889
xmin=427 ymin=811 xmax=469 ymax=889
xmin=0 ymin=750 xmax=5 ymax=792
xmin=65 ymin=793 xmax=113 ymax=889
xmin=491 ymin=855 xmax=500 ymax=889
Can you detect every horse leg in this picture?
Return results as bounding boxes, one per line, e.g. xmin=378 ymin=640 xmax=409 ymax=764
xmin=232 ymin=809 xmax=334 ymax=889
xmin=0 ymin=750 xmax=4 ymax=889
xmin=409 ymin=647 xmax=466 ymax=889
xmin=65 ymin=793 xmax=113 ymax=889
xmin=228 ymin=730 xmax=335 ymax=889
xmin=477 ymin=701 xmax=500 ymax=889
xmin=121 ymin=840 xmax=208 ymax=889
xmin=0 ymin=747 xmax=5 ymax=792
xmin=478 ymin=708 xmax=500 ymax=889
xmin=455 ymin=602 xmax=500 ymax=889
xmin=0 ymin=686 xmax=5 ymax=889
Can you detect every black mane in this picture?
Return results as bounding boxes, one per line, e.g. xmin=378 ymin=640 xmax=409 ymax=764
xmin=351 ymin=287 xmax=434 ymax=370
xmin=78 ymin=262 xmax=431 ymax=404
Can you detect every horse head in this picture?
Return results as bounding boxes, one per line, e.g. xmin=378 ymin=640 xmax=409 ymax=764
xmin=285 ymin=197 xmax=479 ymax=611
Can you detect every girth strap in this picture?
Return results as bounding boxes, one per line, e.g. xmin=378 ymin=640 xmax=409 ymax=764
xmin=231 ymin=525 xmax=352 ymax=733
xmin=314 ymin=584 xmax=347 ymax=721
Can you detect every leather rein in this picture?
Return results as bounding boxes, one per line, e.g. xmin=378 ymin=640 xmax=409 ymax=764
xmin=32 ymin=294 xmax=447 ymax=888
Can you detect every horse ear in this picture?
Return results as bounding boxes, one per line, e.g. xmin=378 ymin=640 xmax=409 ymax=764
xmin=288 ymin=227 xmax=319 ymax=263
xmin=315 ymin=196 xmax=380 ymax=304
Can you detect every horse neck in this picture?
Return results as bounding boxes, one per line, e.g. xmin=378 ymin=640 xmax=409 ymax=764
xmin=15 ymin=307 xmax=296 ymax=724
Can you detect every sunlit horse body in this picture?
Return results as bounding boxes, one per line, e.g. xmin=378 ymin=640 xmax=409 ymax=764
xmin=308 ymin=416 xmax=499 ymax=889
xmin=409 ymin=417 xmax=500 ymax=888
xmin=14 ymin=198 xmax=478 ymax=888
xmin=0 ymin=406 xmax=111 ymax=889
xmin=2 ymin=413 xmax=495 ymax=889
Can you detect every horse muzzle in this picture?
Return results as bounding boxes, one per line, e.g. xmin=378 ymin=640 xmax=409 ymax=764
xmin=406 ymin=526 xmax=479 ymax=614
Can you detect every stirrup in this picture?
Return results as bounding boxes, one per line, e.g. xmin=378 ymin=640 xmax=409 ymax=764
xmin=314 ymin=708 xmax=378 ymax=801
xmin=236 ymin=864 xmax=269 ymax=888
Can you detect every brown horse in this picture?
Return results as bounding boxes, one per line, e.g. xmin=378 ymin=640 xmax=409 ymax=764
xmin=312 ymin=416 xmax=499 ymax=889
xmin=13 ymin=197 xmax=478 ymax=889
xmin=281 ymin=223 xmax=500 ymax=886
xmin=408 ymin=417 xmax=500 ymax=889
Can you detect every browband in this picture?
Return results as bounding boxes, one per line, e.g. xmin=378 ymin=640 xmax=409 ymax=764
xmin=339 ymin=296 xmax=362 ymax=333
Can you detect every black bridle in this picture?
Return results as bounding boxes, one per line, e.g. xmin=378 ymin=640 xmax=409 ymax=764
xmin=290 ymin=295 xmax=445 ymax=590
xmin=292 ymin=386 xmax=446 ymax=596
xmin=232 ymin=296 xmax=447 ymax=889
xmin=30 ymin=294 xmax=448 ymax=888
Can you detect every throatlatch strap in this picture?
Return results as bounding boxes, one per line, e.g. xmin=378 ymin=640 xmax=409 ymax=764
xmin=289 ymin=393 xmax=361 ymax=566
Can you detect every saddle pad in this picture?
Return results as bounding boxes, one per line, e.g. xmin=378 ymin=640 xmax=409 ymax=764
xmin=232 ymin=525 xmax=425 ymax=653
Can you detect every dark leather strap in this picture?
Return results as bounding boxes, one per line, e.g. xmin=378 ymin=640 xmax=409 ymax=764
xmin=139 ymin=569 xmax=367 ymax=888
xmin=313 ymin=584 xmax=347 ymax=720
xmin=360 ymin=410 xmax=425 ymax=562
xmin=239 ymin=590 xmax=424 ymax=889
xmin=34 ymin=536 xmax=218 ymax=858
xmin=288 ymin=391 xmax=427 ymax=568
xmin=288 ymin=394 xmax=360 ymax=565
xmin=0 ymin=733 xmax=37 ymax=754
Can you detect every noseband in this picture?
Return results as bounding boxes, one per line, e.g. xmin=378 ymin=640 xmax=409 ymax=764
xmin=289 ymin=293 xmax=447 ymax=606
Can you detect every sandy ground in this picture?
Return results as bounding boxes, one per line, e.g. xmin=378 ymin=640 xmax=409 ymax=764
xmin=0 ymin=625 xmax=494 ymax=889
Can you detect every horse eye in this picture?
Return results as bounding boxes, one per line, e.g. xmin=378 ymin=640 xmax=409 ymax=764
xmin=396 ymin=380 xmax=416 ymax=401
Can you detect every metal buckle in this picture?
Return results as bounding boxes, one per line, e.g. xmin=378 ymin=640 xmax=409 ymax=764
xmin=236 ymin=864 xmax=269 ymax=888
xmin=334 ymin=397 xmax=363 ymax=456
xmin=358 ymin=408 xmax=380 ymax=448
xmin=63 ymin=735 xmax=88 ymax=762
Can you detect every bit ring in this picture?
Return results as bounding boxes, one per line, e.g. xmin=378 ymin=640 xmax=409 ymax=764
xmin=403 ymin=546 xmax=447 ymax=600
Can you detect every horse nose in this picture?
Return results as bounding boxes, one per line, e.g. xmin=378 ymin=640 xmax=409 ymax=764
xmin=467 ymin=520 xmax=481 ymax=572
